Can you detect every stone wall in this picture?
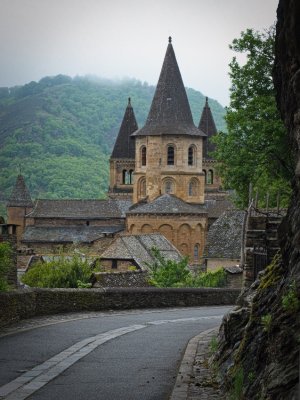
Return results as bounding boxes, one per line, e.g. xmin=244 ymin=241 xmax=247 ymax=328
xmin=92 ymin=270 xmax=149 ymax=287
xmin=0 ymin=287 xmax=240 ymax=330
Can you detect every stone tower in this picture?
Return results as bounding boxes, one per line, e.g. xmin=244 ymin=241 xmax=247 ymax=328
xmin=132 ymin=37 xmax=206 ymax=204
xmin=7 ymin=174 xmax=33 ymax=244
xmin=108 ymin=98 xmax=138 ymax=199
xmin=199 ymin=97 xmax=222 ymax=191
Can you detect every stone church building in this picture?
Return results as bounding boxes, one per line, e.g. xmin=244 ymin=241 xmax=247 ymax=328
xmin=7 ymin=37 xmax=233 ymax=269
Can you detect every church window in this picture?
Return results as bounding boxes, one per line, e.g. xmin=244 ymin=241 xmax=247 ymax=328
xmin=164 ymin=179 xmax=174 ymax=194
xmin=188 ymin=146 xmax=195 ymax=166
xmin=188 ymin=178 xmax=198 ymax=196
xmin=203 ymin=169 xmax=207 ymax=184
xmin=139 ymin=178 xmax=146 ymax=197
xmin=122 ymin=170 xmax=131 ymax=185
xmin=167 ymin=145 xmax=175 ymax=165
xmin=129 ymin=170 xmax=134 ymax=184
xmin=207 ymin=170 xmax=213 ymax=185
xmin=141 ymin=146 xmax=147 ymax=166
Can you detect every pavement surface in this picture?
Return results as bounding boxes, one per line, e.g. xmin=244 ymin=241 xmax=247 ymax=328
xmin=0 ymin=311 xmax=224 ymax=400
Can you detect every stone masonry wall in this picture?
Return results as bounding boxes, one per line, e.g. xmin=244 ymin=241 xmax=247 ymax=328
xmin=0 ymin=287 xmax=240 ymax=330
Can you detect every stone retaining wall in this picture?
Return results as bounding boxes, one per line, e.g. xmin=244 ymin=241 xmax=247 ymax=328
xmin=0 ymin=287 xmax=240 ymax=329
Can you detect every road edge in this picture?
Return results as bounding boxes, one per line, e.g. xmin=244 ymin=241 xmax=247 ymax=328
xmin=169 ymin=326 xmax=220 ymax=400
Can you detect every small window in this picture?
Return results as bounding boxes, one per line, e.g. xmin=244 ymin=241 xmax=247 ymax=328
xmin=141 ymin=146 xmax=147 ymax=166
xmin=203 ymin=170 xmax=207 ymax=184
xmin=123 ymin=170 xmax=131 ymax=185
xmin=167 ymin=146 xmax=175 ymax=165
xmin=188 ymin=146 xmax=194 ymax=166
xmin=165 ymin=180 xmax=174 ymax=194
xmin=112 ymin=260 xmax=118 ymax=269
xmin=207 ymin=170 xmax=213 ymax=185
xmin=86 ymin=221 xmax=90 ymax=226
xmin=129 ymin=170 xmax=134 ymax=185
xmin=188 ymin=179 xmax=198 ymax=196
xmin=139 ymin=178 xmax=146 ymax=197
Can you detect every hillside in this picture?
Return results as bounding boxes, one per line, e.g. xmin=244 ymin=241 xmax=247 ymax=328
xmin=0 ymin=75 xmax=226 ymax=206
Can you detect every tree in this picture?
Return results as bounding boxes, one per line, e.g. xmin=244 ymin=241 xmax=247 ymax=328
xmin=0 ymin=242 xmax=13 ymax=291
xmin=213 ymin=27 xmax=293 ymax=207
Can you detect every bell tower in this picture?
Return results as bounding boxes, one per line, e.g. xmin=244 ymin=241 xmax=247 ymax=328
xmin=132 ymin=37 xmax=206 ymax=204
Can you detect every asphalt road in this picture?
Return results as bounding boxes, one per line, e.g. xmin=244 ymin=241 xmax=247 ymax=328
xmin=0 ymin=306 xmax=231 ymax=400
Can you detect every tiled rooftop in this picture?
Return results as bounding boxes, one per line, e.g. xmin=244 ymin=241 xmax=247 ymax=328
xmin=127 ymin=194 xmax=207 ymax=215
xmin=22 ymin=225 xmax=124 ymax=243
xmin=100 ymin=233 xmax=182 ymax=270
xmin=27 ymin=199 xmax=132 ymax=219
xmin=204 ymin=210 xmax=247 ymax=259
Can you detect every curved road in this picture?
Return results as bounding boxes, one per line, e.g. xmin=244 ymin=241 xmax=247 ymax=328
xmin=0 ymin=306 xmax=231 ymax=400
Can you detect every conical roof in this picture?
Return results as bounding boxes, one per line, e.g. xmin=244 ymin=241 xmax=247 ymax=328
xmin=111 ymin=98 xmax=138 ymax=159
xmin=132 ymin=37 xmax=206 ymax=137
xmin=199 ymin=97 xmax=217 ymax=158
xmin=7 ymin=175 xmax=33 ymax=207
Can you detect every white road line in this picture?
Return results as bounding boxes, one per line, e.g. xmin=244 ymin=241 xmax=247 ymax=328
xmin=0 ymin=315 xmax=223 ymax=400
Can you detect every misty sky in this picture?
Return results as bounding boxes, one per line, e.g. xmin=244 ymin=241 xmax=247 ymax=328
xmin=1 ymin=0 xmax=278 ymax=106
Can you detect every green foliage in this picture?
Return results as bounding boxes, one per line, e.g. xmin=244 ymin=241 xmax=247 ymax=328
xmin=261 ymin=313 xmax=272 ymax=332
xmin=146 ymin=248 xmax=191 ymax=288
xmin=186 ymin=268 xmax=227 ymax=288
xmin=0 ymin=75 xmax=225 ymax=201
xmin=282 ymin=280 xmax=299 ymax=313
xmin=0 ymin=242 xmax=13 ymax=291
xmin=147 ymin=248 xmax=227 ymax=288
xmin=21 ymin=254 xmax=97 ymax=288
xmin=209 ymin=335 xmax=218 ymax=356
xmin=230 ymin=367 xmax=244 ymax=400
xmin=213 ymin=27 xmax=292 ymax=207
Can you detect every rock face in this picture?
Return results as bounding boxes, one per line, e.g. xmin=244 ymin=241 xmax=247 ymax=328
xmin=214 ymin=1 xmax=300 ymax=398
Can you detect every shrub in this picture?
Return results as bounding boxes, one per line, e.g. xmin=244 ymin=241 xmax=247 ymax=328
xmin=0 ymin=242 xmax=13 ymax=292
xmin=22 ymin=254 xmax=98 ymax=288
xmin=147 ymin=248 xmax=227 ymax=288
xmin=282 ymin=280 xmax=299 ymax=313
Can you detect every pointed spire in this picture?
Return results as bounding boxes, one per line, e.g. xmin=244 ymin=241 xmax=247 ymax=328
xmin=111 ymin=98 xmax=138 ymax=159
xmin=132 ymin=38 xmax=206 ymax=137
xmin=198 ymin=97 xmax=218 ymax=158
xmin=7 ymin=175 xmax=33 ymax=207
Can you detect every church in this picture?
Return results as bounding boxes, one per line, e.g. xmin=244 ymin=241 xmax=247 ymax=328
xmin=7 ymin=37 xmax=233 ymax=270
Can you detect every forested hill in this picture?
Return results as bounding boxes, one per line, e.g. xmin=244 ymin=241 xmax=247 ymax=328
xmin=0 ymin=74 xmax=226 ymax=203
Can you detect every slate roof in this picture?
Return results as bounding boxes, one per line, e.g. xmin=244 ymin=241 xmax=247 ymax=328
xmin=204 ymin=210 xmax=247 ymax=259
xmin=27 ymin=199 xmax=132 ymax=219
xmin=22 ymin=225 xmax=124 ymax=244
xmin=7 ymin=175 xmax=33 ymax=207
xmin=199 ymin=97 xmax=218 ymax=159
xmin=111 ymin=98 xmax=138 ymax=159
xmin=127 ymin=194 xmax=207 ymax=215
xmin=100 ymin=233 xmax=182 ymax=270
xmin=204 ymin=198 xmax=234 ymax=219
xmin=132 ymin=38 xmax=206 ymax=138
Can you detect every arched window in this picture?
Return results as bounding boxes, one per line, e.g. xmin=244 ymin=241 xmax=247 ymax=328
xmin=188 ymin=146 xmax=195 ymax=166
xmin=194 ymin=244 xmax=200 ymax=261
xmin=188 ymin=178 xmax=198 ymax=196
xmin=129 ymin=170 xmax=134 ymax=185
xmin=141 ymin=146 xmax=147 ymax=166
xmin=139 ymin=178 xmax=146 ymax=197
xmin=167 ymin=145 xmax=175 ymax=165
xmin=164 ymin=179 xmax=174 ymax=194
xmin=123 ymin=170 xmax=131 ymax=185
xmin=203 ymin=169 xmax=207 ymax=184
xmin=207 ymin=170 xmax=213 ymax=185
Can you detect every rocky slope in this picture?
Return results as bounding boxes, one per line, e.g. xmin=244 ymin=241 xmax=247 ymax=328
xmin=213 ymin=1 xmax=300 ymax=398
